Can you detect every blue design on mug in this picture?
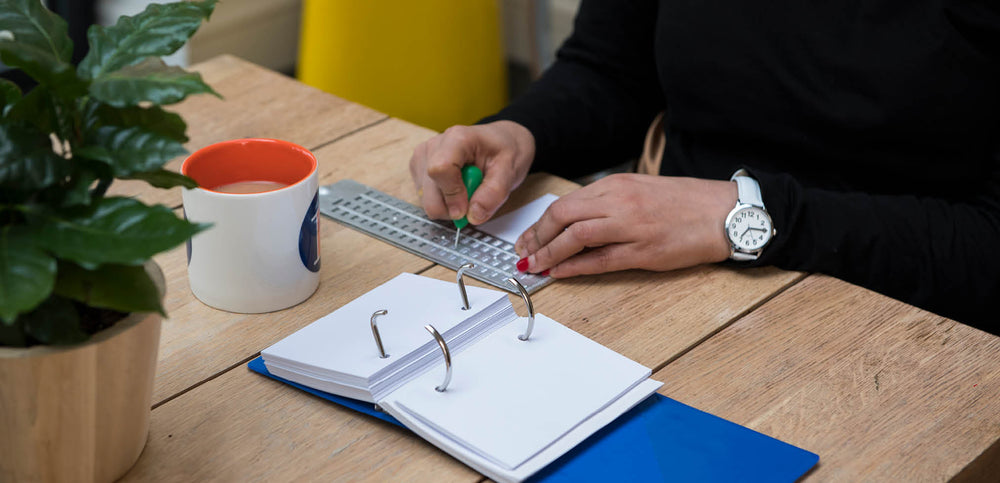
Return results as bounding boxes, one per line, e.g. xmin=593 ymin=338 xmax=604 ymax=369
xmin=184 ymin=208 xmax=192 ymax=266
xmin=299 ymin=193 xmax=321 ymax=272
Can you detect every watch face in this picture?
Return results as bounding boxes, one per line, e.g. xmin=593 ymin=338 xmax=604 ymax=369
xmin=726 ymin=205 xmax=773 ymax=251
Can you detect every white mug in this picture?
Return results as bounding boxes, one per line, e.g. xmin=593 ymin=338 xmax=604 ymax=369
xmin=181 ymin=138 xmax=320 ymax=313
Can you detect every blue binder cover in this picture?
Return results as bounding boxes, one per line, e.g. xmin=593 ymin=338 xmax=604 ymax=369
xmin=248 ymin=357 xmax=818 ymax=481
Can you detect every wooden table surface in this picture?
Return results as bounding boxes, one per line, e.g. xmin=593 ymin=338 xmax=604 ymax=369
xmin=119 ymin=56 xmax=1000 ymax=482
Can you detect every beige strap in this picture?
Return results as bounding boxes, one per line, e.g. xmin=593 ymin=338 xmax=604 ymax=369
xmin=637 ymin=111 xmax=666 ymax=175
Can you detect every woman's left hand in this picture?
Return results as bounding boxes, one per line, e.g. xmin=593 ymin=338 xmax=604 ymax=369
xmin=515 ymin=173 xmax=738 ymax=277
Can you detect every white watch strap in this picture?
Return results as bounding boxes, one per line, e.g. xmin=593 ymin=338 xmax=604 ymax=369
xmin=730 ymin=169 xmax=764 ymax=208
xmin=730 ymin=251 xmax=759 ymax=262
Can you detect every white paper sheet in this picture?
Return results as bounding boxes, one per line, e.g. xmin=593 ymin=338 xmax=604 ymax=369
xmin=477 ymin=193 xmax=558 ymax=243
xmin=383 ymin=314 xmax=651 ymax=471
xmin=384 ymin=379 xmax=660 ymax=483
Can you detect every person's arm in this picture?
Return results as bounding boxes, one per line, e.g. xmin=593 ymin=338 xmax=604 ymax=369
xmin=412 ymin=0 xmax=666 ymax=226
xmin=750 ymin=163 xmax=1000 ymax=331
xmin=512 ymin=158 xmax=1000 ymax=331
xmin=481 ymin=0 xmax=666 ymax=179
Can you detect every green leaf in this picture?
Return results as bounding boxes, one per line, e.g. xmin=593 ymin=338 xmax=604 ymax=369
xmin=5 ymin=84 xmax=77 ymax=142
xmin=78 ymin=0 xmax=217 ymax=80
xmin=0 ymin=0 xmax=74 ymax=62
xmin=37 ymin=197 xmax=206 ymax=268
xmin=0 ymin=122 xmax=70 ymax=191
xmin=0 ymin=78 xmax=20 ymax=114
xmin=0 ymin=227 xmax=56 ymax=323
xmin=0 ymin=0 xmax=84 ymax=98
xmin=55 ymin=262 xmax=163 ymax=315
xmin=82 ymin=124 xmax=188 ymax=177
xmin=72 ymin=145 xmax=113 ymax=163
xmin=20 ymin=294 xmax=87 ymax=345
xmin=59 ymin=168 xmax=100 ymax=207
xmin=0 ymin=42 xmax=85 ymax=97
xmin=90 ymin=57 xmax=219 ymax=107
xmin=124 ymin=169 xmax=198 ymax=189
xmin=5 ymin=83 xmax=56 ymax=133
xmin=89 ymin=101 xmax=188 ymax=143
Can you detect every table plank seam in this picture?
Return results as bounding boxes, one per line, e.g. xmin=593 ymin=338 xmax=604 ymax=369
xmin=153 ymin=264 xmax=437 ymax=407
xmin=650 ymin=271 xmax=808 ymax=375
xmin=153 ymin=263 xmax=520 ymax=410
xmin=163 ymin=115 xmax=392 ymax=211
xmin=152 ymin=263 xmax=436 ymax=408
xmin=305 ymin=115 xmax=392 ymax=156
xmin=149 ymin=268 xmax=803 ymax=411
xmin=152 ymin=351 xmax=261 ymax=410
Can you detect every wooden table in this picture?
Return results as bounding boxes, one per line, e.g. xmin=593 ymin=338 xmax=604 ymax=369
xmin=119 ymin=56 xmax=1000 ymax=482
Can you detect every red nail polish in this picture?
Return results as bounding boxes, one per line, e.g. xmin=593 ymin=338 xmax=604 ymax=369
xmin=540 ymin=269 xmax=550 ymax=277
xmin=516 ymin=257 xmax=529 ymax=272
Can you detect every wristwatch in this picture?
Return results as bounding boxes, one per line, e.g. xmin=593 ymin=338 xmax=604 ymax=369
xmin=724 ymin=169 xmax=776 ymax=261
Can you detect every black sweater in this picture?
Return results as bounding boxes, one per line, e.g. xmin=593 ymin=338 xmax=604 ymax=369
xmin=483 ymin=0 xmax=1000 ymax=332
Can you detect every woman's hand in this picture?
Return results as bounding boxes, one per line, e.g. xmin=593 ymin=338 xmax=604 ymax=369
xmin=515 ymin=173 xmax=738 ymax=277
xmin=409 ymin=121 xmax=535 ymax=225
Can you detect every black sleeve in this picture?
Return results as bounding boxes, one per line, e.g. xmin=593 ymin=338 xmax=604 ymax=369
xmin=481 ymin=0 xmax=665 ymax=179
xmin=750 ymin=159 xmax=1000 ymax=332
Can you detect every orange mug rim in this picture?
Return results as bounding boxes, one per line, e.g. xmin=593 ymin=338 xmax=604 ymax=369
xmin=181 ymin=138 xmax=317 ymax=195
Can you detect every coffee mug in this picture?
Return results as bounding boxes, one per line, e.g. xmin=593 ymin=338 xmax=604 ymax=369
xmin=181 ymin=138 xmax=320 ymax=313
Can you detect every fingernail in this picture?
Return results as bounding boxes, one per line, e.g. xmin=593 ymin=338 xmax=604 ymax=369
xmin=448 ymin=205 xmax=462 ymax=219
xmin=540 ymin=269 xmax=550 ymax=277
xmin=468 ymin=202 xmax=485 ymax=224
xmin=516 ymin=257 xmax=529 ymax=272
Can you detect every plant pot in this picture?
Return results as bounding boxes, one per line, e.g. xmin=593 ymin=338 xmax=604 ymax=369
xmin=0 ymin=262 xmax=165 ymax=483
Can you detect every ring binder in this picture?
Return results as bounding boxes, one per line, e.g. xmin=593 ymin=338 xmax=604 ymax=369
xmin=507 ymin=277 xmax=535 ymax=341
xmin=457 ymin=262 xmax=475 ymax=310
xmin=424 ymin=324 xmax=452 ymax=392
xmin=370 ymin=309 xmax=389 ymax=358
xmin=261 ymin=273 xmax=670 ymax=483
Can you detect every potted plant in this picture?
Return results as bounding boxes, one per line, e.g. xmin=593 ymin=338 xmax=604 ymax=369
xmin=0 ymin=1 xmax=216 ymax=480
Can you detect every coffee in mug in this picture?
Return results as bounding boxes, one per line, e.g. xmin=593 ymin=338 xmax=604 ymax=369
xmin=213 ymin=181 xmax=289 ymax=194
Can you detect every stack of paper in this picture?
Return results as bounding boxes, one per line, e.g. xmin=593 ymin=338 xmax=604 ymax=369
xmin=263 ymin=273 xmax=512 ymax=402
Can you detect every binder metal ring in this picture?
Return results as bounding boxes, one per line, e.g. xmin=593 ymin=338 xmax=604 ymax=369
xmin=425 ymin=324 xmax=452 ymax=392
xmin=507 ymin=277 xmax=535 ymax=341
xmin=456 ymin=262 xmax=475 ymax=310
xmin=370 ymin=309 xmax=389 ymax=358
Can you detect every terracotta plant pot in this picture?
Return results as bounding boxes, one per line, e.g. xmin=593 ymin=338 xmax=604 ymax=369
xmin=0 ymin=262 xmax=165 ymax=483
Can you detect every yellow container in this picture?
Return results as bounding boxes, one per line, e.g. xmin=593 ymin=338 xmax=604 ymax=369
xmin=298 ymin=1 xmax=507 ymax=132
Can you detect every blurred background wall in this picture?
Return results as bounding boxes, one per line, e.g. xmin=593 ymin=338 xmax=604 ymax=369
xmin=173 ymin=0 xmax=581 ymax=103
xmin=7 ymin=0 xmax=581 ymax=131
xmin=1 ymin=0 xmax=613 ymax=177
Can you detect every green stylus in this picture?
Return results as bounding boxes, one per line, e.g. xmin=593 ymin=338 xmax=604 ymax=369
xmin=453 ymin=165 xmax=483 ymax=247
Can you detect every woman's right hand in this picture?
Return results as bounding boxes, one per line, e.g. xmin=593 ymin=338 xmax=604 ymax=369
xmin=408 ymin=120 xmax=535 ymax=226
